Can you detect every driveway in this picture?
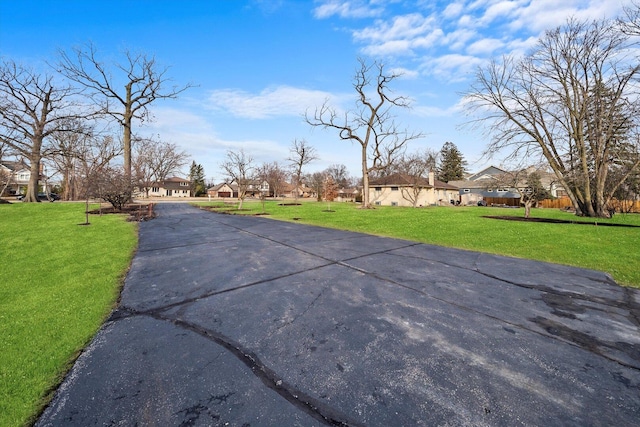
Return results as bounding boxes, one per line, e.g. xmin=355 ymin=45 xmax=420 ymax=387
xmin=37 ymin=203 xmax=640 ymax=426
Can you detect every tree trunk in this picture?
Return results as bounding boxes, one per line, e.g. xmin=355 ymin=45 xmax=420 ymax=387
xmin=123 ymin=84 xmax=133 ymax=180
xmin=24 ymin=143 xmax=43 ymax=202
xmin=1 ymin=171 xmax=12 ymax=197
xmin=63 ymin=169 xmax=71 ymax=200
xmin=361 ymin=145 xmax=370 ymax=208
xmin=123 ymin=116 xmax=132 ymax=180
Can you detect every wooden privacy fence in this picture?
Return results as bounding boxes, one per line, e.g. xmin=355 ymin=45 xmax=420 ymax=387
xmin=484 ymin=197 xmax=521 ymax=207
xmin=539 ymin=197 xmax=640 ymax=213
xmin=539 ymin=198 xmax=573 ymax=209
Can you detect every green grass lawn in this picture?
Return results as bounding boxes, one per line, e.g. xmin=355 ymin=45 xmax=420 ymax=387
xmin=0 ymin=203 xmax=137 ymax=427
xmin=197 ymin=200 xmax=640 ymax=288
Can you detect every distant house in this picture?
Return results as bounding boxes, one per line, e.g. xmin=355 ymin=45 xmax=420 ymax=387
xmin=207 ymin=182 xmax=236 ymax=198
xmin=207 ymin=180 xmax=270 ymax=198
xmin=0 ymin=159 xmax=48 ymax=197
xmin=368 ymin=172 xmax=459 ymax=207
xmin=336 ymin=187 xmax=360 ymax=202
xmin=448 ymin=166 xmax=564 ymax=206
xmin=245 ymin=180 xmax=269 ymax=197
xmin=145 ymin=177 xmax=192 ymax=198
xmin=280 ymin=182 xmax=315 ymax=199
xmin=447 ymin=166 xmax=515 ymax=206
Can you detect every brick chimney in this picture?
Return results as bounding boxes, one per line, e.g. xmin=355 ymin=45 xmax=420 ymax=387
xmin=428 ymin=171 xmax=435 ymax=186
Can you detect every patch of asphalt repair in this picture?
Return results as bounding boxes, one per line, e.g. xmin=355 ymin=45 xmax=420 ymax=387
xmin=37 ymin=203 xmax=640 ymax=426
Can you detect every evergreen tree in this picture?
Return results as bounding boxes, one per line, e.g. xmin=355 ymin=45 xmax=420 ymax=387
xmin=437 ymin=142 xmax=466 ymax=182
xmin=189 ymin=161 xmax=206 ymax=196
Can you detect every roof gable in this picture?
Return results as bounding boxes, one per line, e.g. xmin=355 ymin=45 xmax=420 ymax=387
xmin=466 ymin=166 xmax=506 ymax=181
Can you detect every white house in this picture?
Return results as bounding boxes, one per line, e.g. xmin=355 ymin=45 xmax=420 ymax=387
xmin=145 ymin=177 xmax=192 ymax=198
xmin=368 ymin=172 xmax=459 ymax=207
xmin=0 ymin=159 xmax=44 ymax=197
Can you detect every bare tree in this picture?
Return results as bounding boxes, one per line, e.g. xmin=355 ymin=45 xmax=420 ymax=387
xmin=464 ymin=18 xmax=640 ymax=217
xmin=93 ymin=166 xmax=134 ymax=211
xmin=48 ymin=119 xmax=96 ymax=200
xmin=395 ymin=150 xmax=436 ymax=208
xmin=220 ymin=149 xmax=254 ymax=209
xmin=257 ymin=161 xmax=288 ymax=198
xmin=492 ymin=168 xmax=551 ymax=218
xmin=323 ymin=175 xmax=338 ymax=211
xmin=305 ymin=171 xmax=326 ymax=202
xmin=0 ymin=142 xmax=17 ymax=197
xmin=324 ymin=163 xmax=350 ymax=188
xmin=133 ymin=136 xmax=188 ymax=197
xmin=306 ymin=58 xmax=424 ymax=208
xmin=619 ymin=0 xmax=640 ymax=35
xmin=57 ymin=43 xmax=193 ymax=179
xmin=0 ymin=60 xmax=81 ymax=202
xmin=287 ymin=139 xmax=317 ymax=203
xmin=74 ymin=133 xmax=122 ymax=222
xmin=0 ymin=165 xmax=11 ymax=198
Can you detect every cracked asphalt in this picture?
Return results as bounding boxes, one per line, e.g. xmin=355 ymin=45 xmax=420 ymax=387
xmin=37 ymin=203 xmax=640 ymax=426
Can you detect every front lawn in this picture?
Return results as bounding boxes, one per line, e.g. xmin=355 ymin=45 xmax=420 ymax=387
xmin=0 ymin=203 xmax=137 ymax=427
xmin=197 ymin=200 xmax=640 ymax=288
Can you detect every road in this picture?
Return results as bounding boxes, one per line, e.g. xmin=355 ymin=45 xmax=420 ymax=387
xmin=37 ymin=203 xmax=640 ymax=426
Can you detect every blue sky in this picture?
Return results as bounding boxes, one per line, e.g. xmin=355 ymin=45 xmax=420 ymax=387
xmin=0 ymin=0 xmax=630 ymax=181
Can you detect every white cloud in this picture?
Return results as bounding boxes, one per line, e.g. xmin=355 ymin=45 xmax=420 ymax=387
xmin=342 ymin=0 xmax=632 ymax=73
xmin=361 ymin=39 xmax=413 ymax=56
xmin=206 ymin=86 xmax=338 ymax=119
xmin=466 ymin=37 xmax=504 ymax=55
xmin=479 ymin=1 xmax=521 ymax=25
xmin=443 ymin=2 xmax=465 ymax=19
xmin=146 ymin=108 xmax=214 ymax=146
xmin=424 ymin=54 xmax=486 ymax=82
xmin=354 ymin=13 xmax=434 ymax=42
xmin=413 ymin=97 xmax=468 ymax=118
xmin=505 ymin=36 xmax=539 ymax=58
xmin=442 ymin=28 xmax=477 ymax=51
xmin=508 ymin=0 xmax=627 ymax=33
xmin=142 ymin=106 xmax=296 ymax=179
xmin=391 ymin=66 xmax=420 ymax=79
xmin=313 ymin=0 xmax=383 ymax=19
xmin=353 ymin=13 xmax=443 ymax=56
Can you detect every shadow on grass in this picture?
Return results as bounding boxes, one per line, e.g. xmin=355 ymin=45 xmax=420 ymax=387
xmin=484 ymin=215 xmax=640 ymax=228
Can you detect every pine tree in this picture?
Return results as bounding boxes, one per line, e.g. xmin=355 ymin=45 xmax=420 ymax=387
xmin=437 ymin=142 xmax=466 ymax=182
xmin=189 ymin=161 xmax=206 ymax=196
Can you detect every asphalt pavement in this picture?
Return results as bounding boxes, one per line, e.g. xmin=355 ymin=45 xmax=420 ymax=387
xmin=36 ymin=203 xmax=640 ymax=426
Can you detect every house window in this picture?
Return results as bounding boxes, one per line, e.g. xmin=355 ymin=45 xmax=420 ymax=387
xmin=463 ymin=189 xmax=470 ymax=193
xmin=391 ymin=186 xmax=399 ymax=191
xmin=180 ymin=182 xmax=189 ymax=186
xmin=374 ymin=201 xmax=381 ymax=206
xmin=488 ymin=189 xmax=493 ymax=192
xmin=391 ymin=201 xmax=398 ymax=206
xmin=152 ymin=187 xmax=159 ymax=192
xmin=18 ymin=173 xmax=28 ymax=180
xmin=497 ymin=188 xmax=508 ymax=192
xmin=374 ymin=187 xmax=382 ymax=192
